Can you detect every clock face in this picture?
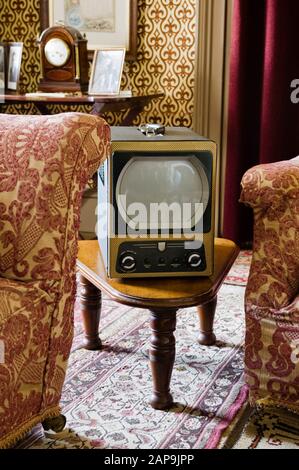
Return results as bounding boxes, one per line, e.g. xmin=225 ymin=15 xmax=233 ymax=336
xmin=44 ymin=38 xmax=71 ymax=67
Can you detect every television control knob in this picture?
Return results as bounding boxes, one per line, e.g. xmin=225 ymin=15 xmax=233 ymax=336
xmin=120 ymin=253 xmax=136 ymax=272
xmin=187 ymin=253 xmax=202 ymax=268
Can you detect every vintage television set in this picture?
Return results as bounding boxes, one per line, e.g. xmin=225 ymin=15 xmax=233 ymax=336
xmin=97 ymin=127 xmax=217 ymax=278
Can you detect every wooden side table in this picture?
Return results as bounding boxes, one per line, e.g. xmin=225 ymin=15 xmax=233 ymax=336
xmin=77 ymin=239 xmax=239 ymax=410
xmin=0 ymin=92 xmax=164 ymax=125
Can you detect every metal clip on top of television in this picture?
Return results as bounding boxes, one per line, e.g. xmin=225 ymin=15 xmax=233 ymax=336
xmin=138 ymin=124 xmax=165 ymax=137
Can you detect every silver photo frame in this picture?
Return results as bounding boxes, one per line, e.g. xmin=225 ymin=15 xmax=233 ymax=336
xmin=0 ymin=43 xmax=6 ymax=92
xmin=7 ymin=42 xmax=23 ymax=91
xmin=88 ymin=47 xmax=125 ymax=95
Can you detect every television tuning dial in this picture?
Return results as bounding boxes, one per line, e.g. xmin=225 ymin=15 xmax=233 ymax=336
xmin=120 ymin=253 xmax=136 ymax=272
xmin=187 ymin=253 xmax=202 ymax=269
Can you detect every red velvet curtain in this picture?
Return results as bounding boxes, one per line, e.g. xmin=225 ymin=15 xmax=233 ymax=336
xmin=223 ymin=0 xmax=299 ymax=246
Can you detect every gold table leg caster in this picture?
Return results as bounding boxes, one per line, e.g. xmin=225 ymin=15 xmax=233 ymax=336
xmin=42 ymin=414 xmax=67 ymax=433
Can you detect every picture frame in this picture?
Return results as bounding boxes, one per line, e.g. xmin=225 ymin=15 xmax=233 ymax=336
xmin=88 ymin=47 xmax=125 ymax=95
xmin=0 ymin=43 xmax=6 ymax=92
xmin=40 ymin=0 xmax=138 ymax=61
xmin=7 ymin=42 xmax=23 ymax=91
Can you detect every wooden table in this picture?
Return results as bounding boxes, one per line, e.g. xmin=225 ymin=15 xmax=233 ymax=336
xmin=77 ymin=238 xmax=239 ymax=410
xmin=0 ymin=92 xmax=164 ymax=125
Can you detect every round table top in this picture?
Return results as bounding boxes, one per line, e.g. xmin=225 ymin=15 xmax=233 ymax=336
xmin=77 ymin=238 xmax=239 ymax=309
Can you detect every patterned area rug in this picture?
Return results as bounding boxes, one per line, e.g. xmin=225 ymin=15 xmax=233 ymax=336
xmin=16 ymin=252 xmax=250 ymax=449
xmin=224 ymin=250 xmax=251 ymax=287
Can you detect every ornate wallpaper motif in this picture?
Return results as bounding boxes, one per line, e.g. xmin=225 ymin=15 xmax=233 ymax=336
xmin=0 ymin=0 xmax=196 ymax=127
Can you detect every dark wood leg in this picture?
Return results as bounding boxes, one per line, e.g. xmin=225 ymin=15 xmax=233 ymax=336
xmin=34 ymin=102 xmax=51 ymax=115
xmin=91 ymin=102 xmax=106 ymax=116
xmin=197 ymin=296 xmax=217 ymax=346
xmin=79 ymin=275 xmax=102 ymax=350
xmin=42 ymin=414 xmax=66 ymax=433
xmin=121 ymin=105 xmax=143 ymax=125
xmin=149 ymin=308 xmax=177 ymax=410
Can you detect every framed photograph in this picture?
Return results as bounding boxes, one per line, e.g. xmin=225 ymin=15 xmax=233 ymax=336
xmin=88 ymin=48 xmax=125 ymax=95
xmin=40 ymin=0 xmax=138 ymax=61
xmin=0 ymin=43 xmax=5 ymax=91
xmin=7 ymin=42 xmax=23 ymax=91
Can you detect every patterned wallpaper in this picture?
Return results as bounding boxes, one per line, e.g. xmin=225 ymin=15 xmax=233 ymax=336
xmin=0 ymin=0 xmax=196 ymax=127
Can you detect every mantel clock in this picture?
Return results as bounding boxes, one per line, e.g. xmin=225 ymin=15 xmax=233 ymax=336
xmin=37 ymin=25 xmax=89 ymax=93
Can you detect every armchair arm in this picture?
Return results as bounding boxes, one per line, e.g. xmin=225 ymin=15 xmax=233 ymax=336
xmin=0 ymin=112 xmax=110 ymax=286
xmin=240 ymin=157 xmax=299 ymax=209
xmin=240 ymin=158 xmax=299 ymax=312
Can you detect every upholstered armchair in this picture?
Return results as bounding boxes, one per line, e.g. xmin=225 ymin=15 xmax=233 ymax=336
xmin=240 ymin=157 xmax=299 ymax=412
xmin=0 ymin=113 xmax=110 ymax=448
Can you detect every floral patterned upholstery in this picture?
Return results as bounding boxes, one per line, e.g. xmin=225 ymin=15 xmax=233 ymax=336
xmin=0 ymin=113 xmax=110 ymax=448
xmin=240 ymin=157 xmax=299 ymax=412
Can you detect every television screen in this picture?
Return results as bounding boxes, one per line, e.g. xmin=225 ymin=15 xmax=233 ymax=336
xmin=115 ymin=156 xmax=210 ymax=231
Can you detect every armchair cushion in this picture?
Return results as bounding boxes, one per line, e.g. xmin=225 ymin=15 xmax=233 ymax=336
xmin=240 ymin=157 xmax=299 ymax=412
xmin=0 ymin=113 xmax=110 ymax=448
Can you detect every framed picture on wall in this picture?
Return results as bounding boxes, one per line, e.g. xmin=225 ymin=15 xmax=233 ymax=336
xmin=7 ymin=42 xmax=23 ymax=91
xmin=0 ymin=43 xmax=6 ymax=91
xmin=40 ymin=0 xmax=138 ymax=61
xmin=88 ymin=48 xmax=125 ymax=95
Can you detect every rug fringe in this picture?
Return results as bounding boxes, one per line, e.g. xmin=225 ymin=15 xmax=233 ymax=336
xmin=254 ymin=397 xmax=299 ymax=416
xmin=0 ymin=406 xmax=61 ymax=449
xmin=221 ymin=403 xmax=254 ymax=449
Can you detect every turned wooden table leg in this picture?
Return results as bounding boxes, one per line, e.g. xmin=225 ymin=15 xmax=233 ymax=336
xmin=149 ymin=308 xmax=177 ymax=410
xmin=79 ymin=275 xmax=102 ymax=350
xmin=197 ymin=296 xmax=217 ymax=346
